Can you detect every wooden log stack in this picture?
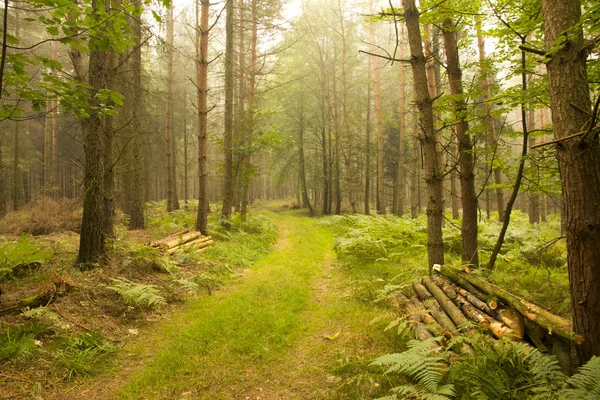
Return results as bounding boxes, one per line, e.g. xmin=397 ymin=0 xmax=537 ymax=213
xmin=396 ymin=264 xmax=580 ymax=373
xmin=150 ymin=230 xmax=214 ymax=255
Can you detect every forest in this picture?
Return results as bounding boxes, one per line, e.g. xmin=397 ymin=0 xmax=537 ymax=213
xmin=0 ymin=0 xmax=599 ymax=398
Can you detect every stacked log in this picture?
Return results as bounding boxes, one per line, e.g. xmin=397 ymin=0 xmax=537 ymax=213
xmin=151 ymin=230 xmax=214 ymax=255
xmin=437 ymin=265 xmax=582 ymax=345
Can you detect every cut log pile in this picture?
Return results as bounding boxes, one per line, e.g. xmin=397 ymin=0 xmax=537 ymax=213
xmin=150 ymin=229 xmax=214 ymax=255
xmin=391 ymin=265 xmax=580 ymax=371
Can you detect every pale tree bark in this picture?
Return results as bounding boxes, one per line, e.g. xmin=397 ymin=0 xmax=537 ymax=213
xmin=337 ymin=1 xmax=357 ymax=214
xmin=542 ymin=0 xmax=600 ymax=364
xmin=298 ymin=90 xmax=313 ymax=215
xmin=195 ymin=0 xmax=209 ymax=234
xmin=442 ymin=18 xmax=479 ymax=267
xmin=527 ymin=108 xmax=540 ymax=224
xmin=365 ymin=64 xmax=371 ymax=215
xmin=476 ymin=18 xmax=504 ymax=220
xmin=369 ymin=0 xmax=385 ymax=214
xmin=221 ymin=0 xmax=235 ymax=219
xmin=165 ymin=4 xmax=179 ymax=212
xmin=403 ymin=0 xmax=444 ymax=270
xmin=128 ymin=0 xmax=145 ymax=230
xmin=241 ymin=0 xmax=257 ymax=219
xmin=395 ymin=24 xmax=407 ymax=217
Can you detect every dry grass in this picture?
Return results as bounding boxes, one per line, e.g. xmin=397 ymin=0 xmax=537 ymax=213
xmin=0 ymin=197 xmax=81 ymax=235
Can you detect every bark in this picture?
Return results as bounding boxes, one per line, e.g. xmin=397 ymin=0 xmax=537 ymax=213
xmin=128 ymin=0 xmax=145 ymax=230
xmin=165 ymin=4 xmax=179 ymax=212
xmin=195 ymin=0 xmax=209 ymax=234
xmin=395 ymin=26 xmax=407 ymax=217
xmin=447 ymin=266 xmax=583 ymax=344
xmin=476 ymin=18 xmax=504 ymax=220
xmin=241 ymin=0 xmax=257 ymax=219
xmin=542 ymin=0 xmax=600 ymax=363
xmin=365 ymin=68 xmax=371 ymax=215
xmin=150 ymin=229 xmax=190 ymax=246
xmin=103 ymin=50 xmax=117 ymax=238
xmin=369 ymin=0 xmax=385 ymax=214
xmin=442 ymin=19 xmax=479 ymax=267
xmin=166 ymin=238 xmax=213 ymax=255
xmin=338 ymin=2 xmax=357 ymax=214
xmin=158 ymin=231 xmax=202 ymax=251
xmin=298 ymin=92 xmax=314 ymax=215
xmin=403 ymin=0 xmax=444 ymax=269
xmin=77 ymin=0 xmax=109 ymax=265
xmin=422 ymin=276 xmax=470 ymax=329
xmin=12 ymin=121 xmax=19 ymax=210
xmin=412 ymin=281 xmax=456 ymax=333
xmin=528 ymin=109 xmax=540 ymax=225
xmin=221 ymin=0 xmax=235 ymax=219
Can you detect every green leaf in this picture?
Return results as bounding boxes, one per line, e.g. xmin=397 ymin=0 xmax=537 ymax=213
xmin=46 ymin=26 xmax=59 ymax=36
xmin=151 ymin=10 xmax=162 ymax=23
xmin=5 ymin=34 xmax=19 ymax=45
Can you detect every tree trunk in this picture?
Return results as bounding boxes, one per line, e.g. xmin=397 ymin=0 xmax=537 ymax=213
xmin=77 ymin=0 xmax=109 ymax=265
xmin=476 ymin=18 xmax=504 ymax=220
xmin=242 ymin=0 xmax=257 ymax=219
xmin=487 ymin=41 xmax=530 ymax=271
xmin=103 ymin=50 xmax=117 ymax=238
xmin=369 ymin=0 xmax=385 ymax=215
xmin=365 ymin=66 xmax=371 ymax=215
xmin=442 ymin=19 xmax=479 ymax=267
xmin=220 ymin=0 xmax=235 ymax=219
xmin=528 ymin=108 xmax=540 ymax=225
xmin=403 ymin=0 xmax=444 ymax=270
xmin=298 ymin=91 xmax=313 ymax=216
xmin=195 ymin=0 xmax=209 ymax=234
xmin=165 ymin=4 xmax=179 ymax=212
xmin=128 ymin=0 xmax=145 ymax=230
xmin=12 ymin=121 xmax=19 ymax=210
xmin=542 ymin=0 xmax=600 ymax=364
xmin=321 ymin=83 xmax=329 ymax=215
xmin=338 ymin=2 xmax=356 ymax=214
xmin=395 ymin=26 xmax=407 ymax=217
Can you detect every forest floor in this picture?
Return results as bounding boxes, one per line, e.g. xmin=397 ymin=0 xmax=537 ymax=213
xmin=44 ymin=210 xmax=394 ymax=399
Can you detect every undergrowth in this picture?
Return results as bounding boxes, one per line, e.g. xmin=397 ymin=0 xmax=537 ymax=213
xmin=0 ymin=236 xmax=52 ymax=281
xmin=371 ymin=334 xmax=600 ymax=400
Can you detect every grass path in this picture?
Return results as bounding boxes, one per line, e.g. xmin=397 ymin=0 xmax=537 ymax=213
xmin=74 ymin=211 xmax=394 ymax=399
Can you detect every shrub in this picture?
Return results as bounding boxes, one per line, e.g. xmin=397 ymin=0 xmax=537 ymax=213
xmin=0 ymin=197 xmax=81 ymax=235
xmin=106 ymin=278 xmax=166 ymax=308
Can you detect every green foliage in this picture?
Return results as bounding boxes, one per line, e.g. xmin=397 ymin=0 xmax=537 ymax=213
xmin=0 ymin=324 xmax=46 ymax=362
xmin=0 ymin=237 xmax=52 ymax=281
xmin=372 ymin=334 xmax=570 ymax=400
xmin=554 ymin=357 xmax=600 ymax=400
xmin=146 ymin=202 xmax=196 ymax=237
xmin=22 ymin=306 xmax=69 ymax=330
xmin=447 ymin=335 xmax=563 ymax=399
xmin=118 ymin=240 xmax=178 ymax=274
xmin=372 ymin=338 xmax=455 ymax=400
xmin=106 ymin=278 xmax=166 ymax=308
xmin=54 ymin=332 xmax=117 ymax=380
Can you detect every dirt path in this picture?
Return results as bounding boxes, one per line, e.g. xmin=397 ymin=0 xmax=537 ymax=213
xmin=66 ymin=212 xmax=390 ymax=400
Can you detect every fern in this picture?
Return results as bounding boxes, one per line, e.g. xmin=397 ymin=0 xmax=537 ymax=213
xmin=447 ymin=334 xmax=564 ymax=399
xmin=556 ymin=356 xmax=600 ymax=399
xmin=106 ymin=278 xmax=166 ymax=308
xmin=22 ymin=306 xmax=69 ymax=329
xmin=371 ymin=338 xmax=455 ymax=399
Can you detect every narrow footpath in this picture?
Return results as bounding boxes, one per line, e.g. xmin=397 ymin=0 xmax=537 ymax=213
xmin=71 ymin=212 xmax=392 ymax=400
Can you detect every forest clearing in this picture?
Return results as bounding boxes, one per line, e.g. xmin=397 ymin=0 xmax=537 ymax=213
xmin=1 ymin=0 xmax=600 ymax=398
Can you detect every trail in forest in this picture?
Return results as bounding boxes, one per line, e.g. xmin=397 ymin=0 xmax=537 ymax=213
xmin=68 ymin=212 xmax=390 ymax=400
